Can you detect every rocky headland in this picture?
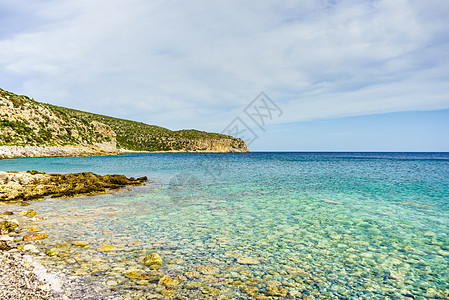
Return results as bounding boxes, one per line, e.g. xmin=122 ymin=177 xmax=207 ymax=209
xmin=0 ymin=88 xmax=249 ymax=159
xmin=0 ymin=170 xmax=147 ymax=203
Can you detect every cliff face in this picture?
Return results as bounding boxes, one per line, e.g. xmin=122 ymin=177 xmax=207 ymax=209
xmin=153 ymin=137 xmax=249 ymax=152
xmin=0 ymin=88 xmax=249 ymax=158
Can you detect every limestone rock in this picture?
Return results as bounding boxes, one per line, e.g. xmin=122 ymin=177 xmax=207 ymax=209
xmin=266 ymin=285 xmax=288 ymax=297
xmin=23 ymin=233 xmax=47 ymax=241
xmin=0 ymin=170 xmax=147 ymax=202
xmin=237 ymin=257 xmax=260 ymax=265
xmin=159 ymin=276 xmax=180 ymax=288
xmin=0 ymin=221 xmax=19 ymax=234
xmin=97 ymin=245 xmax=117 ymax=252
xmin=23 ymin=244 xmax=39 ymax=253
xmin=25 ymin=209 xmax=36 ymax=217
xmin=169 ymin=258 xmax=185 ymax=264
xmin=72 ymin=241 xmax=90 ymax=246
xmin=143 ymin=253 xmax=163 ymax=266
xmin=0 ymin=241 xmax=11 ymax=251
xmin=196 ymin=265 xmax=219 ymax=275
xmin=28 ymin=226 xmax=40 ymax=232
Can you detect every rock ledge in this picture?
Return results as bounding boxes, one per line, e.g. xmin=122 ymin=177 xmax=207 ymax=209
xmin=0 ymin=170 xmax=147 ymax=202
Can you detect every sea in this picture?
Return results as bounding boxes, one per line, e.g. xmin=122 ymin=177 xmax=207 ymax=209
xmin=1 ymin=152 xmax=448 ymax=299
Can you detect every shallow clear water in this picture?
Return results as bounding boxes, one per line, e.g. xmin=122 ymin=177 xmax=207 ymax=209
xmin=1 ymin=152 xmax=449 ymax=299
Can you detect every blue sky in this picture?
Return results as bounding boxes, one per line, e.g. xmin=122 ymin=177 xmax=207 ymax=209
xmin=0 ymin=0 xmax=448 ymax=151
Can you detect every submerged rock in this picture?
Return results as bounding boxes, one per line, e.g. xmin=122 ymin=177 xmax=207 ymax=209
xmin=265 ymin=285 xmax=288 ymax=297
xmin=72 ymin=241 xmax=90 ymax=246
xmin=184 ymin=271 xmax=200 ymax=279
xmin=28 ymin=226 xmax=41 ymax=232
xmin=159 ymin=275 xmax=180 ymax=288
xmin=23 ymin=232 xmax=47 ymax=241
xmin=25 ymin=209 xmax=36 ymax=217
xmin=237 ymin=257 xmax=260 ymax=265
xmin=143 ymin=253 xmax=163 ymax=266
xmin=241 ymin=285 xmax=259 ymax=296
xmin=196 ymin=265 xmax=219 ymax=275
xmin=168 ymin=258 xmax=185 ymax=264
xmin=97 ymin=245 xmax=117 ymax=252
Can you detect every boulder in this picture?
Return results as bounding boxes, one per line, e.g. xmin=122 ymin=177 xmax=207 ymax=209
xmin=143 ymin=253 xmax=162 ymax=266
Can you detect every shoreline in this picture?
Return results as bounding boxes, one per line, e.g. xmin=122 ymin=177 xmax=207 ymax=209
xmin=0 ymin=206 xmax=122 ymax=300
xmin=0 ymin=170 xmax=148 ymax=299
xmin=0 ymin=145 xmax=122 ymax=160
xmin=0 ymin=251 xmax=65 ymax=299
xmin=121 ymin=149 xmax=249 ymax=153
xmin=0 ymin=145 xmax=250 ymax=160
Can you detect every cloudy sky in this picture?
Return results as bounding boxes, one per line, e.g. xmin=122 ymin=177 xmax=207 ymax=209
xmin=1 ymin=0 xmax=448 ymax=151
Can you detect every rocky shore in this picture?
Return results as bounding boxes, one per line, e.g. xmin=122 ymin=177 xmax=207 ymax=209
xmin=0 ymin=170 xmax=147 ymax=203
xmin=0 ymin=145 xmax=121 ymax=160
xmin=0 ymin=251 xmax=64 ymax=299
xmin=0 ymin=171 xmax=148 ymax=299
xmin=1 ymin=208 xmax=123 ymax=299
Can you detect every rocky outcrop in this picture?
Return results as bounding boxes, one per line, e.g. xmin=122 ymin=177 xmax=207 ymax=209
xmin=150 ymin=137 xmax=249 ymax=152
xmin=0 ymin=170 xmax=147 ymax=202
xmin=0 ymin=88 xmax=250 ymax=157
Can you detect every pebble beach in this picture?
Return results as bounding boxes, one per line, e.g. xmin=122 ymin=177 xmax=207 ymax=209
xmin=0 ymin=251 xmax=62 ymax=299
xmin=0 ymin=170 xmax=149 ymax=299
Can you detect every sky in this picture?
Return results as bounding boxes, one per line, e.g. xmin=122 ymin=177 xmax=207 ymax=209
xmin=0 ymin=0 xmax=448 ymax=151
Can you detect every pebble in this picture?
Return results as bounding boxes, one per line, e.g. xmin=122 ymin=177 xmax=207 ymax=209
xmin=196 ymin=265 xmax=220 ymax=275
xmin=237 ymin=257 xmax=260 ymax=265
xmin=97 ymin=245 xmax=117 ymax=252
xmin=143 ymin=253 xmax=162 ymax=266
xmin=240 ymin=285 xmax=259 ymax=296
xmin=169 ymin=258 xmax=186 ymax=264
xmin=28 ymin=226 xmax=41 ymax=232
xmin=266 ymin=285 xmax=288 ymax=297
xmin=23 ymin=233 xmax=48 ymax=241
xmin=72 ymin=241 xmax=90 ymax=246
xmin=0 ymin=235 xmax=14 ymax=241
xmin=184 ymin=271 xmax=201 ymax=279
xmin=25 ymin=209 xmax=37 ymax=217
xmin=159 ymin=275 xmax=180 ymax=288
xmin=23 ymin=244 xmax=39 ymax=253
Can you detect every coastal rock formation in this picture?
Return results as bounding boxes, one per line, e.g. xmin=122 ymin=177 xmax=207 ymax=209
xmin=149 ymin=136 xmax=249 ymax=152
xmin=0 ymin=88 xmax=249 ymax=158
xmin=0 ymin=170 xmax=147 ymax=202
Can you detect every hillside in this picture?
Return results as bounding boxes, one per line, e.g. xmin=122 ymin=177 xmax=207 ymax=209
xmin=0 ymin=88 xmax=116 ymax=150
xmin=0 ymin=88 xmax=249 ymax=158
xmin=50 ymin=105 xmax=248 ymax=152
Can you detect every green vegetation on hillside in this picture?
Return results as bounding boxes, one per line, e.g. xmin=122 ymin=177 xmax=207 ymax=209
xmin=0 ymin=88 xmax=113 ymax=147
xmin=48 ymin=105 xmax=243 ymax=151
xmin=0 ymin=88 xmax=247 ymax=152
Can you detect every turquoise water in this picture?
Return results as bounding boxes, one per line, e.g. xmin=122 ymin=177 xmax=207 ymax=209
xmin=1 ymin=152 xmax=449 ymax=299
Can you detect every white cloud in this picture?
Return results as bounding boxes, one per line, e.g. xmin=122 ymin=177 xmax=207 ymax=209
xmin=0 ymin=0 xmax=448 ymax=131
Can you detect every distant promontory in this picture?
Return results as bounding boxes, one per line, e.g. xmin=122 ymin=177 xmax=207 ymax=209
xmin=0 ymin=88 xmax=249 ymax=159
